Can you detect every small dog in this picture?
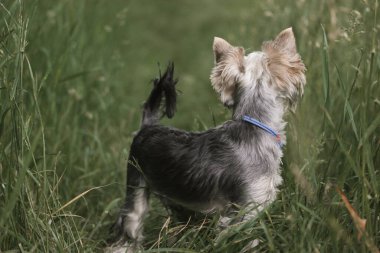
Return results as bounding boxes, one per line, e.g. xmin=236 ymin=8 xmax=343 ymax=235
xmin=109 ymin=27 xmax=306 ymax=251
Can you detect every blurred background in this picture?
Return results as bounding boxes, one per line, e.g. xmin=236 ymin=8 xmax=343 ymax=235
xmin=0 ymin=0 xmax=379 ymax=252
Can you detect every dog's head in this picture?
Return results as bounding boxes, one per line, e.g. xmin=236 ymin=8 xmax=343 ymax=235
xmin=210 ymin=27 xmax=306 ymax=109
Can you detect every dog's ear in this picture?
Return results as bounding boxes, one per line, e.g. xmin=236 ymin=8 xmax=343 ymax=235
xmin=211 ymin=37 xmax=245 ymax=107
xmin=272 ymin=27 xmax=297 ymax=55
xmin=262 ymin=27 xmax=306 ymax=107
xmin=213 ymin=37 xmax=233 ymax=63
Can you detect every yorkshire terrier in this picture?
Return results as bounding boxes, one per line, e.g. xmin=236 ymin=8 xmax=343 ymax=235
xmin=109 ymin=27 xmax=306 ymax=252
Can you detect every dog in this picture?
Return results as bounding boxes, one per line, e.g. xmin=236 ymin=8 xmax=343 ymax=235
xmin=108 ymin=27 xmax=306 ymax=252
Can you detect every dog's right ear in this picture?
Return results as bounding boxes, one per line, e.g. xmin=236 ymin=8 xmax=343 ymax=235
xmin=210 ymin=37 xmax=245 ymax=108
xmin=262 ymin=28 xmax=306 ymax=108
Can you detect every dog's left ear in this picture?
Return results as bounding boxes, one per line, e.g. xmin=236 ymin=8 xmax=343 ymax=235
xmin=213 ymin=37 xmax=233 ymax=63
xmin=211 ymin=37 xmax=245 ymax=108
xmin=262 ymin=27 xmax=306 ymax=107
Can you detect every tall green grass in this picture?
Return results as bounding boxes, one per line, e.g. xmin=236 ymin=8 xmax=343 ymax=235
xmin=0 ymin=0 xmax=379 ymax=252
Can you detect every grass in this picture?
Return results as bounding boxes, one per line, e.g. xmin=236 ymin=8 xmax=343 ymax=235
xmin=0 ymin=0 xmax=379 ymax=252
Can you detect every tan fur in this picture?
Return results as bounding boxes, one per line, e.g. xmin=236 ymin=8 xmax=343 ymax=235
xmin=211 ymin=28 xmax=305 ymax=107
xmin=262 ymin=28 xmax=306 ymax=103
xmin=210 ymin=37 xmax=245 ymax=105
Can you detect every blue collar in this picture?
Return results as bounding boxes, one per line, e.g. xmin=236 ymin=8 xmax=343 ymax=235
xmin=242 ymin=115 xmax=283 ymax=148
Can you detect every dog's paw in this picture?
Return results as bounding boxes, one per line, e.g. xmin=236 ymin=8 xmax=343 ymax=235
xmin=218 ymin=216 xmax=232 ymax=228
xmin=104 ymin=241 xmax=142 ymax=253
xmin=239 ymin=239 xmax=260 ymax=253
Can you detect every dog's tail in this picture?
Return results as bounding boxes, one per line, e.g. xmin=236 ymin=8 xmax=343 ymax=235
xmin=141 ymin=62 xmax=177 ymax=127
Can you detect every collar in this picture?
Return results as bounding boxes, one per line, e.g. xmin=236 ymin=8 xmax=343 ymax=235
xmin=242 ymin=115 xmax=283 ymax=148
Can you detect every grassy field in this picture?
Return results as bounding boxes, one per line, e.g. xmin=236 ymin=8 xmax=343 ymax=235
xmin=0 ymin=0 xmax=379 ymax=252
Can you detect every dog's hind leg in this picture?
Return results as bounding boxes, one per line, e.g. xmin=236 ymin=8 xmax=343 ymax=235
xmin=110 ymin=160 xmax=149 ymax=251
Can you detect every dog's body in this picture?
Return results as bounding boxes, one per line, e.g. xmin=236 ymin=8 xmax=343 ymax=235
xmin=109 ymin=28 xmax=306 ymax=251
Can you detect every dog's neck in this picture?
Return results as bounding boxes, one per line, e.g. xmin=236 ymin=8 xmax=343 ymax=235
xmin=232 ymin=80 xmax=286 ymax=138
